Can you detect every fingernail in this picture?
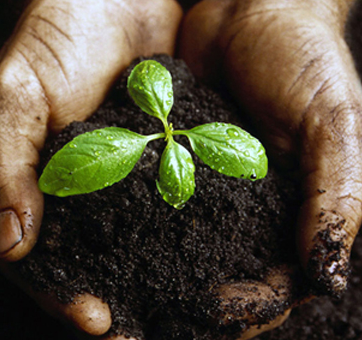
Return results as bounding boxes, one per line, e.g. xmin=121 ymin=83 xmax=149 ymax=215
xmin=0 ymin=210 xmax=23 ymax=254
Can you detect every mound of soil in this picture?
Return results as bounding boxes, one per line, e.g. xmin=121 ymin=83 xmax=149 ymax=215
xmin=14 ymin=54 xmax=302 ymax=339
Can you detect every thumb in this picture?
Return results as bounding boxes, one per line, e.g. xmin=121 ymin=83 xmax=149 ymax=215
xmin=0 ymin=60 xmax=46 ymax=261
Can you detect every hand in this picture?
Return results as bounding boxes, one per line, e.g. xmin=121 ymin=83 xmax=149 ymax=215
xmin=0 ymin=0 xmax=182 ymax=337
xmin=180 ymin=0 xmax=362 ymax=337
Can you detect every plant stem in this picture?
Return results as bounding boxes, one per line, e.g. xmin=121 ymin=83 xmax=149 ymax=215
xmin=146 ymin=132 xmax=166 ymax=142
xmin=173 ymin=130 xmax=189 ymax=137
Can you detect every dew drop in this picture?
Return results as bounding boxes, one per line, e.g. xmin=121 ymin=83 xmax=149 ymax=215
xmin=215 ymin=158 xmax=220 ymax=163
xmin=69 ymin=143 xmax=77 ymax=149
xmin=227 ymin=128 xmax=240 ymax=138
xmin=94 ymin=151 xmax=101 ymax=157
xmin=104 ymin=182 xmax=109 ymax=187
xmin=106 ymin=136 xmax=114 ymax=141
xmin=166 ymin=100 xmax=172 ymax=106
xmin=244 ymin=151 xmax=250 ymax=157
xmin=218 ymin=166 xmax=225 ymax=172
xmin=167 ymin=92 xmax=173 ymax=98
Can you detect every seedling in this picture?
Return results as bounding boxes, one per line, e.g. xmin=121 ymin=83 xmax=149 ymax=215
xmin=39 ymin=60 xmax=268 ymax=209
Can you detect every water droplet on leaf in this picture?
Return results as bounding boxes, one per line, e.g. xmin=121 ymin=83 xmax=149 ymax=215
xmin=227 ymin=128 xmax=239 ymax=138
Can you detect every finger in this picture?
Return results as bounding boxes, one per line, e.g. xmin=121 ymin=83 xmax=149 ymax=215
xmin=0 ymin=262 xmax=112 ymax=336
xmin=0 ymin=0 xmax=182 ymax=261
xmin=0 ymin=58 xmax=47 ymax=261
xmin=211 ymin=266 xmax=311 ymax=339
xmin=40 ymin=292 xmax=112 ymax=336
xmin=180 ymin=0 xmax=362 ymax=296
xmin=296 ymin=97 xmax=362 ymax=296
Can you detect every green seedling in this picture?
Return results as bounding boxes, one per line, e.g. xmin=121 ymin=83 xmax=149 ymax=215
xmin=39 ymin=60 xmax=268 ymax=209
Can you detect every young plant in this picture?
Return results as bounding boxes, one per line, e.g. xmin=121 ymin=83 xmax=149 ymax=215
xmin=39 ymin=60 xmax=268 ymax=209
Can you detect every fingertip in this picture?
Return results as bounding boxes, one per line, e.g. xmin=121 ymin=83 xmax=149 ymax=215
xmin=0 ymin=159 xmax=45 ymax=261
xmin=0 ymin=209 xmax=23 ymax=256
xmin=0 ymin=207 xmax=42 ymax=262
xmin=298 ymin=205 xmax=351 ymax=296
xmin=0 ymin=188 xmax=43 ymax=262
xmin=63 ymin=293 xmax=112 ymax=336
xmin=212 ymin=266 xmax=296 ymax=338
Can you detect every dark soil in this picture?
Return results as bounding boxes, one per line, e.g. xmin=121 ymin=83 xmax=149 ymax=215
xmin=14 ymin=54 xmax=302 ymax=340
xmin=1 ymin=1 xmax=362 ymax=340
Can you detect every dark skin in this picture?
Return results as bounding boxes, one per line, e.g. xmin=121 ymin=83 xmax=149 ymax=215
xmin=0 ymin=0 xmax=361 ymax=338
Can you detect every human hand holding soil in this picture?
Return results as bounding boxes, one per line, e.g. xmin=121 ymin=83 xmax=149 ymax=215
xmin=180 ymin=0 xmax=362 ymax=335
xmin=2 ymin=0 xmax=362 ymax=339
xmin=0 ymin=0 xmax=182 ymax=337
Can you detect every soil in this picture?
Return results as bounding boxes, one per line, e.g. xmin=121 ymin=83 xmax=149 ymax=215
xmin=0 ymin=1 xmax=362 ymax=340
xmin=14 ymin=54 xmax=302 ymax=339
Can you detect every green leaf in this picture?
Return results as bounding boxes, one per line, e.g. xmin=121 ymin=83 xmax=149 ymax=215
xmin=183 ymin=122 xmax=268 ymax=180
xmin=38 ymin=127 xmax=149 ymax=197
xmin=127 ymin=60 xmax=173 ymax=122
xmin=156 ymin=140 xmax=195 ymax=209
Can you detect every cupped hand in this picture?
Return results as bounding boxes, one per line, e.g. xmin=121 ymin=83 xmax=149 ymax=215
xmin=0 ymin=0 xmax=182 ymax=336
xmin=180 ymin=0 xmax=362 ymax=337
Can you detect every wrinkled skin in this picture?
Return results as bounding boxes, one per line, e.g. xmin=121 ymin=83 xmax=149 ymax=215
xmin=1 ymin=0 xmax=362 ymax=338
